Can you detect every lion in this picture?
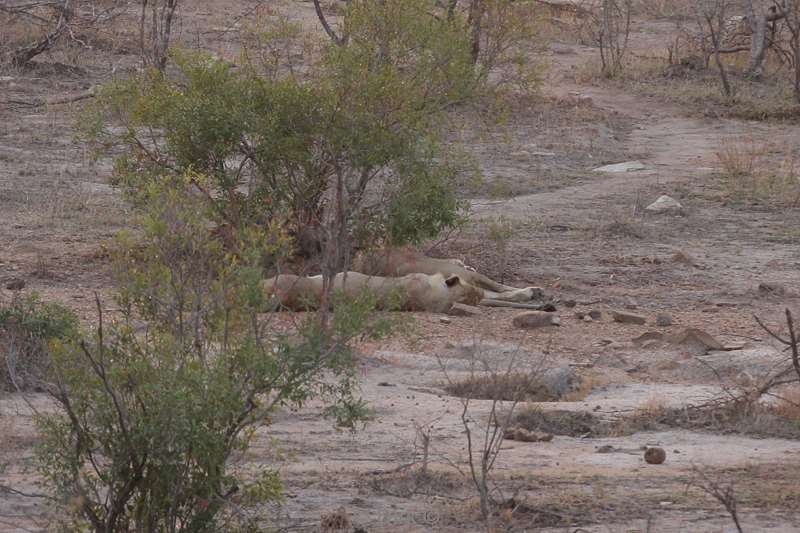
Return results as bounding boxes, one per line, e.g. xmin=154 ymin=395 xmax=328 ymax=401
xmin=263 ymin=271 xmax=484 ymax=313
xmin=352 ymin=247 xmax=544 ymax=304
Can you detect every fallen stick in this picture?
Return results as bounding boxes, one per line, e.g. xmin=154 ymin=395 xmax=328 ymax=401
xmin=3 ymin=85 xmax=95 ymax=107
xmin=479 ymin=299 xmax=556 ymax=311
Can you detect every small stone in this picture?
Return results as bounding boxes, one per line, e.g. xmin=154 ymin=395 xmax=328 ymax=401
xmin=447 ymin=303 xmax=482 ymax=317
xmin=513 ymin=311 xmax=560 ymax=329
xmin=612 ymin=311 xmax=647 ymax=325
xmin=632 ymin=331 xmax=664 ymax=346
xmin=541 ymin=366 xmax=583 ymax=398
xmin=644 ymin=447 xmax=666 ymax=465
xmin=439 ymin=317 xmax=452 ymax=324
xmin=563 ymin=300 xmax=577 ymax=308
xmin=655 ymin=314 xmax=672 ymax=327
xmin=593 ymin=160 xmax=646 ymax=173
xmin=574 ymin=311 xmax=586 ymax=319
xmin=588 ymin=309 xmax=602 ymax=320
xmin=583 ymin=315 xmax=593 ymax=322
xmin=5 ymin=278 xmax=25 ymax=291
xmin=645 ymin=195 xmax=683 ymax=213
xmin=624 ymin=303 xmax=638 ymax=310
xmin=596 ymin=444 xmax=615 ymax=453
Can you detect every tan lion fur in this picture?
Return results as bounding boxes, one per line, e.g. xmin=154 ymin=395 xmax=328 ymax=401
xmin=263 ymin=271 xmax=483 ymax=313
xmin=353 ymin=247 xmax=543 ymax=303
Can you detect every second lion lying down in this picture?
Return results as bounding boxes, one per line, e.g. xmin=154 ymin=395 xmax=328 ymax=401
xmin=264 ymin=248 xmax=546 ymax=313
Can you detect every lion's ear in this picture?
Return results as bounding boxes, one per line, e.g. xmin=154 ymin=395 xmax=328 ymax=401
xmin=445 ymin=275 xmax=461 ymax=287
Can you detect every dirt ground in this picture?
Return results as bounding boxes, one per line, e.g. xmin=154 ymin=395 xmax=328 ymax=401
xmin=2 ymin=1 xmax=800 ymax=532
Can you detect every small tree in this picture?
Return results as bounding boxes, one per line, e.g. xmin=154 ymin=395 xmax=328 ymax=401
xmin=584 ymin=0 xmax=632 ymax=77
xmin=702 ymin=0 xmax=735 ymax=97
xmin=139 ymin=0 xmax=179 ymax=71
xmin=35 ymin=182 xmax=386 ymax=530
xmin=87 ymin=1 xmax=482 ymax=325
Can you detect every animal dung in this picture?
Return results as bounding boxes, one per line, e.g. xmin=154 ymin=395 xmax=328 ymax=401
xmin=644 ymin=447 xmax=667 ymax=465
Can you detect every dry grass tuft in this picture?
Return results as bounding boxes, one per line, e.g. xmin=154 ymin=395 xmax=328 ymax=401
xmin=716 ymin=137 xmax=800 ymax=207
xmin=614 ymin=396 xmax=800 ymax=440
xmin=320 ymin=506 xmax=350 ymax=532
xmin=443 ymin=372 xmax=556 ymax=402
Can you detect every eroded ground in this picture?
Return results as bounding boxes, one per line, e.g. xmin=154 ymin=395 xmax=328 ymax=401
xmin=2 ymin=1 xmax=800 ymax=531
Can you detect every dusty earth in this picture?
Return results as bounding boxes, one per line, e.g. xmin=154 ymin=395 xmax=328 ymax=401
xmin=2 ymin=1 xmax=800 ymax=532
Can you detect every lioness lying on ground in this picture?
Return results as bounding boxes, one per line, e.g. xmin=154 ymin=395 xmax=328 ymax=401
xmin=353 ymin=247 xmax=544 ymax=304
xmin=263 ymin=272 xmax=484 ymax=313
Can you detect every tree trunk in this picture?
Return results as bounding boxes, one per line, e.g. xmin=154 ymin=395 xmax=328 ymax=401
xmin=312 ymin=0 xmax=344 ymax=45
xmin=467 ymin=0 xmax=484 ymax=64
xmin=747 ymin=9 xmax=768 ymax=78
xmin=706 ymin=9 xmax=732 ymax=98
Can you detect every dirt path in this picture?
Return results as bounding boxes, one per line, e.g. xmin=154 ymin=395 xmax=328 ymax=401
xmin=474 ymin=43 xmax=792 ymax=217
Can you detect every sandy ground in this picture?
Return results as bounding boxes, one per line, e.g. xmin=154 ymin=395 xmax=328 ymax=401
xmin=2 ymin=1 xmax=800 ymax=531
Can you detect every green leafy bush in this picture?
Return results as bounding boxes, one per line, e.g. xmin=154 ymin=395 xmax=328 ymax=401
xmin=0 ymin=293 xmax=78 ymax=391
xmin=35 ymin=183 xmax=388 ymax=530
xmin=86 ymin=1 xmax=482 ymax=262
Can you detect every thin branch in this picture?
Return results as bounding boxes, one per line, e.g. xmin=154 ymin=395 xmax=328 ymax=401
xmin=312 ymin=0 xmax=344 ymax=45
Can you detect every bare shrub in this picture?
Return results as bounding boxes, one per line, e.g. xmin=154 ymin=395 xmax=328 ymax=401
xmin=774 ymin=0 xmax=800 ymax=102
xmin=438 ymin=344 xmax=547 ymax=521
xmin=486 ymin=215 xmax=514 ymax=284
xmin=689 ymin=467 xmax=744 ymax=533
xmin=1 ymin=0 xmax=73 ymax=67
xmin=583 ymin=0 xmax=633 ymax=77
xmin=0 ymin=1 xmax=131 ymax=68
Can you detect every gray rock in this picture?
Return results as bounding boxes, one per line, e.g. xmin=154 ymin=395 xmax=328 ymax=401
xmin=593 ymin=160 xmax=646 ymax=173
xmin=513 ymin=311 xmax=561 ymax=329
xmin=541 ymin=366 xmax=583 ymax=399
xmin=632 ymin=331 xmax=665 ymax=346
xmin=612 ymin=311 xmax=647 ymax=325
xmin=5 ymin=278 xmax=25 ymax=291
xmin=645 ymin=195 xmax=683 ymax=213
xmin=655 ymin=314 xmax=673 ymax=327
xmin=588 ymin=310 xmax=602 ymax=320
